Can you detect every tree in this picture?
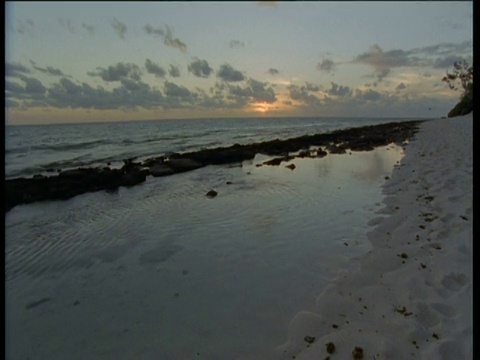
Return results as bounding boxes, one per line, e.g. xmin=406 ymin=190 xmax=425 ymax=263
xmin=442 ymin=60 xmax=473 ymax=93
xmin=442 ymin=60 xmax=473 ymax=117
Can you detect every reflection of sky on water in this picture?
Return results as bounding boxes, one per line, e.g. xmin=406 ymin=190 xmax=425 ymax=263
xmin=5 ymin=144 xmax=405 ymax=360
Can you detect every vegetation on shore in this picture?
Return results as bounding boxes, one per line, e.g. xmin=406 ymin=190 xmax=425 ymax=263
xmin=442 ymin=60 xmax=473 ymax=117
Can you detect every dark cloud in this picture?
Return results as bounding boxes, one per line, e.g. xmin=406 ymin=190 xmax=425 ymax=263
xmin=245 ymin=79 xmax=276 ymax=103
xmin=410 ymin=41 xmax=472 ymax=56
xmin=169 ymin=64 xmax=181 ymax=78
xmin=354 ymin=88 xmax=382 ymax=102
xmin=433 ymin=55 xmax=466 ymax=69
xmin=317 ymin=59 xmax=336 ymax=74
xmin=163 ymin=26 xmax=187 ymax=52
xmin=164 ymin=81 xmax=191 ymax=98
xmin=21 ymin=76 xmax=47 ymax=94
xmin=144 ymin=24 xmax=187 ymax=52
xmin=268 ymin=68 xmax=279 ymax=75
xmin=229 ymin=40 xmax=245 ymax=49
xmin=144 ymin=24 xmax=165 ymax=37
xmin=305 ymin=82 xmax=321 ymax=92
xmin=110 ymin=18 xmax=127 ymax=40
xmin=217 ymin=63 xmax=245 ymax=82
xmin=30 ymin=60 xmax=69 ymax=77
xmin=145 ymin=59 xmax=167 ymax=78
xmin=88 ymin=62 xmax=142 ymax=82
xmin=287 ymin=84 xmax=321 ymax=107
xmin=328 ymin=82 xmax=352 ymax=97
xmin=5 ymin=75 xmax=47 ymax=104
xmin=82 ymin=23 xmax=95 ymax=35
xmin=58 ymin=18 xmax=75 ymax=33
xmin=5 ymin=62 xmax=31 ymax=77
xmin=5 ymin=80 xmax=26 ymax=94
xmin=396 ymin=82 xmax=406 ymax=91
xmin=354 ymin=41 xmax=473 ymax=81
xmin=188 ymin=58 xmax=213 ymax=78
xmin=46 ymin=77 xmax=163 ymax=110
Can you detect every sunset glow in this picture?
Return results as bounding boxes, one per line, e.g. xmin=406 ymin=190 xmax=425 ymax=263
xmin=5 ymin=2 xmax=472 ymax=125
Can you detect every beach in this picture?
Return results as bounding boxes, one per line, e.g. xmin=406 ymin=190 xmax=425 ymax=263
xmin=5 ymin=114 xmax=472 ymax=359
xmin=279 ymin=113 xmax=473 ymax=359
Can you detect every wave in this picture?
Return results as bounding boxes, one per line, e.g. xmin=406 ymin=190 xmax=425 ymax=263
xmin=6 ymin=138 xmax=111 ymax=155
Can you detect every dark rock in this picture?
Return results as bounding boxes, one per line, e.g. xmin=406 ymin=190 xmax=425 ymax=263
xmin=150 ymin=164 xmax=175 ymax=177
xmin=206 ymin=190 xmax=217 ymax=198
xmin=326 ymin=144 xmax=345 ymax=154
xmin=316 ymin=149 xmax=328 ymax=157
xmin=352 ymin=346 xmax=364 ymax=359
xmin=166 ymin=158 xmax=203 ymax=172
xmin=263 ymin=155 xmax=295 ymax=166
xmin=285 ymin=164 xmax=296 ymax=170
xmin=4 ymin=120 xmax=423 ymax=212
xmin=122 ymin=169 xmax=146 ymax=187
xmin=326 ymin=342 xmax=336 ymax=354
xmin=304 ymin=336 xmax=315 ymax=344
xmin=226 ymin=181 xmax=233 ymax=185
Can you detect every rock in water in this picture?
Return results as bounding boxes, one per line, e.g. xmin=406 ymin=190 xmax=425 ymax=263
xmin=206 ymin=190 xmax=218 ymax=198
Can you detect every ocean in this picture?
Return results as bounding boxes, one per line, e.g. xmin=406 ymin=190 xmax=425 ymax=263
xmin=5 ymin=116 xmax=415 ymax=359
xmin=5 ymin=116 xmax=418 ymax=179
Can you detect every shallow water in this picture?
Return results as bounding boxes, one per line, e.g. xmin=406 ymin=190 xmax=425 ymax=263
xmin=5 ymin=145 xmax=404 ymax=360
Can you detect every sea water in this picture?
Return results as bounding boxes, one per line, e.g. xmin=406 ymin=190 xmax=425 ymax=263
xmin=5 ymin=116 xmax=416 ymax=179
xmin=5 ymin=117 xmax=409 ymax=359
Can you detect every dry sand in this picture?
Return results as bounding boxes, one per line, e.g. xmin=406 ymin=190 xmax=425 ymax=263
xmin=278 ymin=114 xmax=473 ymax=360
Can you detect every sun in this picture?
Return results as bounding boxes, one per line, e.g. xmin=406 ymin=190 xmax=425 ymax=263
xmin=253 ymin=102 xmax=272 ymax=113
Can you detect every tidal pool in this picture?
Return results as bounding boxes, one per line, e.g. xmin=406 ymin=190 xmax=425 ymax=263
xmin=5 ymin=144 xmax=404 ymax=360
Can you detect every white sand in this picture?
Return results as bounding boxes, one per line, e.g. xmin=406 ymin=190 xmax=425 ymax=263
xmin=278 ymin=114 xmax=473 ymax=360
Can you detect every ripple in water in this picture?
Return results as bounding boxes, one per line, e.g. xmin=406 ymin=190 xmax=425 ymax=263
xmin=5 ymin=145 xmax=404 ymax=360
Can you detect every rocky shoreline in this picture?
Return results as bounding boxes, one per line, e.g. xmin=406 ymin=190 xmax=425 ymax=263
xmin=5 ymin=120 xmax=424 ymax=212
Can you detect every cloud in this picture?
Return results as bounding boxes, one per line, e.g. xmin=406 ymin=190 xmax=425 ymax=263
xmin=46 ymin=77 xmax=163 ymax=110
xmin=144 ymin=24 xmax=165 ymax=37
xmin=144 ymin=24 xmax=187 ymax=52
xmin=6 ymin=75 xmax=47 ymax=101
xmin=81 ymin=23 xmax=95 ymax=35
xmin=328 ymin=82 xmax=352 ymax=97
xmin=145 ymin=59 xmax=166 ymax=78
xmin=229 ymin=40 xmax=245 ymax=49
xmin=317 ymin=59 xmax=336 ymax=74
xmin=354 ymin=41 xmax=473 ymax=81
xmin=433 ymin=55 xmax=467 ymax=69
xmin=5 ymin=62 xmax=31 ymax=77
xmin=410 ymin=41 xmax=472 ymax=56
xmin=169 ymin=64 xmax=181 ymax=78
xmin=305 ymin=82 xmax=321 ymax=92
xmin=188 ymin=58 xmax=213 ymax=78
xmin=396 ymin=82 xmax=406 ymax=90
xmin=88 ymin=62 xmax=142 ymax=82
xmin=353 ymin=88 xmax=382 ymax=102
xmin=110 ymin=18 xmax=127 ymax=40
xmin=163 ymin=26 xmax=187 ymax=52
xmin=217 ymin=63 xmax=245 ymax=82
xmin=268 ymin=68 xmax=279 ymax=75
xmin=16 ymin=19 xmax=34 ymax=36
xmin=214 ymin=78 xmax=277 ymax=108
xmin=245 ymin=79 xmax=276 ymax=103
xmin=287 ymin=83 xmax=322 ymax=107
xmin=58 ymin=18 xmax=75 ymax=33
xmin=29 ymin=60 xmax=69 ymax=77
xmin=164 ymin=81 xmax=192 ymax=98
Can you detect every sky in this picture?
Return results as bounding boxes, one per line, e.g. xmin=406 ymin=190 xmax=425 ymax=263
xmin=5 ymin=1 xmax=473 ymax=125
